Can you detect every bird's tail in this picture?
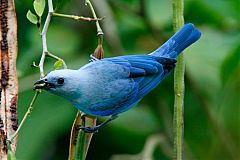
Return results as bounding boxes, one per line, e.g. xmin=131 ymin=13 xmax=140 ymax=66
xmin=149 ymin=23 xmax=201 ymax=58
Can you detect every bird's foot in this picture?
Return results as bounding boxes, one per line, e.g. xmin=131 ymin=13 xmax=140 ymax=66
xmin=78 ymin=115 xmax=118 ymax=133
xmin=79 ymin=126 xmax=99 ymax=133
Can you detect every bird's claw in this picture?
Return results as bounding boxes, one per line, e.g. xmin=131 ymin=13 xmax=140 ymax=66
xmin=79 ymin=126 xmax=99 ymax=133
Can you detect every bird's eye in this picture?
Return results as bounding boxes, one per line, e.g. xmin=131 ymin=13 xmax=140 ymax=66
xmin=57 ymin=78 xmax=64 ymax=85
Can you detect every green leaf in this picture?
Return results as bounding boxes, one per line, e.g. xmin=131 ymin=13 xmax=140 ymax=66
xmin=34 ymin=0 xmax=45 ymax=17
xmin=26 ymin=10 xmax=38 ymax=24
xmin=54 ymin=60 xmax=63 ymax=70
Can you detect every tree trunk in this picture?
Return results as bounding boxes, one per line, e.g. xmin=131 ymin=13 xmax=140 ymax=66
xmin=0 ymin=0 xmax=18 ymax=159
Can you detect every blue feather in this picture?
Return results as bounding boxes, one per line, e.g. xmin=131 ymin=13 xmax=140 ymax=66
xmin=150 ymin=23 xmax=201 ymax=58
xmin=37 ymin=23 xmax=201 ymax=132
xmin=102 ymin=55 xmax=173 ymax=109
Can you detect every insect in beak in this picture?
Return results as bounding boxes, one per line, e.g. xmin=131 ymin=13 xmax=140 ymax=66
xmin=34 ymin=79 xmax=55 ymax=90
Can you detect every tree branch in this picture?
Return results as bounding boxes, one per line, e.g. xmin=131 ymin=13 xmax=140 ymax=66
xmin=38 ymin=0 xmax=54 ymax=78
xmin=52 ymin=12 xmax=103 ymax=21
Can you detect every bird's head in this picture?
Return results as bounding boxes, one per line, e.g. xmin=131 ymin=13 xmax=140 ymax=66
xmin=34 ymin=69 xmax=83 ymax=100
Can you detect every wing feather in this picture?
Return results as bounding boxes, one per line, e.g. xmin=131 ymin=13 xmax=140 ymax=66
xmin=82 ymin=55 xmax=176 ymax=116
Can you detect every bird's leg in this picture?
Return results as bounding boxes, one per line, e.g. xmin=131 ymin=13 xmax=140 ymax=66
xmin=79 ymin=115 xmax=118 ymax=133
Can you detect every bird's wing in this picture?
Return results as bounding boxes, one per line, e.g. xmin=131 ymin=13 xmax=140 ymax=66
xmin=81 ymin=55 xmax=176 ymax=116
xmin=80 ymin=60 xmax=139 ymax=116
xmin=101 ymin=55 xmax=176 ymax=114
xmin=104 ymin=55 xmax=176 ymax=99
xmin=85 ymin=79 xmax=139 ymax=116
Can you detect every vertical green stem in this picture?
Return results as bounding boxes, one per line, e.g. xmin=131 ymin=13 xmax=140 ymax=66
xmin=172 ymin=0 xmax=185 ymax=160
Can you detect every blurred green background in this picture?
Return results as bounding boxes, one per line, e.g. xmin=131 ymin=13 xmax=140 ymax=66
xmin=15 ymin=0 xmax=239 ymax=160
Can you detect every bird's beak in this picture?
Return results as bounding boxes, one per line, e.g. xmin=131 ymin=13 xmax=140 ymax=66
xmin=34 ymin=79 xmax=55 ymax=90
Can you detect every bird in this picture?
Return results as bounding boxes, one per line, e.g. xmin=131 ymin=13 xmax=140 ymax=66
xmin=34 ymin=23 xmax=201 ymax=133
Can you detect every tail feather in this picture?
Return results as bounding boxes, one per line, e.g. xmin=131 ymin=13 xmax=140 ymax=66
xmin=150 ymin=23 xmax=201 ymax=58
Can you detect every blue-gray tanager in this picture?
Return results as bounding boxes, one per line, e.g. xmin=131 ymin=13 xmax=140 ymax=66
xmin=34 ymin=23 xmax=201 ymax=133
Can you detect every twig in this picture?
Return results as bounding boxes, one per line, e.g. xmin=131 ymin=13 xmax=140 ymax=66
xmin=85 ymin=0 xmax=103 ymax=36
xmin=8 ymin=90 xmax=41 ymax=142
xmin=141 ymin=134 xmax=172 ymax=160
xmin=38 ymin=0 xmax=54 ymax=78
xmin=110 ymin=134 xmax=172 ymax=160
xmin=52 ymin=12 xmax=103 ymax=21
xmin=85 ymin=0 xmax=104 ymax=59
xmin=9 ymin=0 xmax=67 ymax=146
xmin=172 ymin=0 xmax=185 ymax=160
xmin=90 ymin=0 xmax=124 ymax=54
xmin=38 ymin=0 xmax=68 ymax=77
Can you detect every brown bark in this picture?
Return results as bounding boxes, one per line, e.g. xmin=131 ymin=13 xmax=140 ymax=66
xmin=0 ymin=0 xmax=18 ymax=159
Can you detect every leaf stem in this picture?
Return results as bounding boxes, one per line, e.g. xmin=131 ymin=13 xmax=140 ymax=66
xmin=172 ymin=0 xmax=185 ymax=160
xmin=47 ymin=52 xmax=67 ymax=69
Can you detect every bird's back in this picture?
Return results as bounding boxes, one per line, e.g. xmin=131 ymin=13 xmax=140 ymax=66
xmin=78 ymin=55 xmax=175 ymax=116
xmin=75 ymin=23 xmax=201 ymax=117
